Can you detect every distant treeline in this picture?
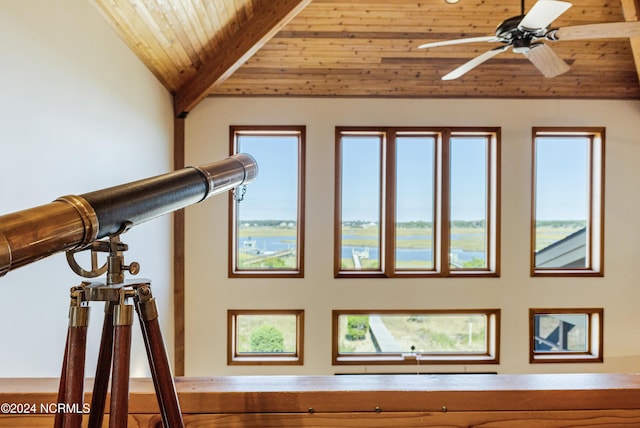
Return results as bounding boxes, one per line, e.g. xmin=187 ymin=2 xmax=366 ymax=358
xmin=246 ymin=219 xmax=586 ymax=229
xmin=343 ymin=220 xmax=487 ymax=228
xmin=242 ymin=220 xmax=296 ymax=227
xmin=535 ymin=220 xmax=586 ymax=229
xmin=399 ymin=220 xmax=487 ymax=228
xmin=348 ymin=220 xmax=587 ymax=229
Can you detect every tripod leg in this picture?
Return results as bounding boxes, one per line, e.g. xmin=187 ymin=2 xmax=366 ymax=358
xmin=88 ymin=302 xmax=115 ymax=428
xmin=63 ymin=305 xmax=90 ymax=428
xmin=53 ymin=326 xmax=70 ymax=428
xmin=109 ymin=304 xmax=133 ymax=428
xmin=135 ymin=285 xmax=184 ymax=428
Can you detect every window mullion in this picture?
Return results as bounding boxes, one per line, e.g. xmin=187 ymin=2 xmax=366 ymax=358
xmin=385 ymin=129 xmax=396 ymax=277
xmin=484 ymin=136 xmax=492 ymax=271
xmin=491 ymin=132 xmax=501 ymax=275
xmin=440 ymin=130 xmax=451 ymax=276
xmin=586 ymin=135 xmax=594 ymax=270
xmin=334 ymin=131 xmax=344 ymax=277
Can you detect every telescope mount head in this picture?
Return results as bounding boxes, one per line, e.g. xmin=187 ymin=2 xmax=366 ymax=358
xmin=66 ymin=227 xmax=139 ymax=285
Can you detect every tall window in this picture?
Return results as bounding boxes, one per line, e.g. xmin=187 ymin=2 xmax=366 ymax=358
xmin=531 ymin=128 xmax=604 ymax=276
xmin=230 ymin=126 xmax=305 ymax=277
xmin=339 ymin=133 xmax=383 ymax=271
xmin=395 ymin=135 xmax=436 ymax=270
xmin=335 ymin=127 xmax=500 ymax=277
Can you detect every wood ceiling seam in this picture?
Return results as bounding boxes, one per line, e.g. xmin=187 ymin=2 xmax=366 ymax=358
xmin=187 ymin=0 xmax=222 ymax=54
xmin=202 ymin=1 xmax=228 ymax=47
xmin=140 ymin=0 xmax=202 ymax=73
xmin=172 ymin=0 xmax=215 ymax=65
xmin=92 ymin=0 xmax=183 ymax=91
xmin=120 ymin=0 xmax=191 ymax=83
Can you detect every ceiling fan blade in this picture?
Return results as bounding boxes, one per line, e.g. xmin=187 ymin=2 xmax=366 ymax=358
xmin=525 ymin=43 xmax=570 ymax=77
xmin=552 ymin=21 xmax=640 ymax=41
xmin=519 ymin=0 xmax=572 ymax=30
xmin=418 ymin=36 xmax=499 ymax=49
xmin=442 ymin=45 xmax=510 ymax=80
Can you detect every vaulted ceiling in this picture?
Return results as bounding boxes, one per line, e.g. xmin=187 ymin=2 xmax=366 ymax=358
xmin=92 ymin=0 xmax=640 ymax=116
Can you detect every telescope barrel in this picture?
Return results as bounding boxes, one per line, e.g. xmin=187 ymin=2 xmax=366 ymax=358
xmin=0 ymin=154 xmax=257 ymax=277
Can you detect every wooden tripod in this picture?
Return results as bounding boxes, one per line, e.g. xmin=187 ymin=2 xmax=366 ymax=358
xmin=54 ymin=237 xmax=184 ymax=428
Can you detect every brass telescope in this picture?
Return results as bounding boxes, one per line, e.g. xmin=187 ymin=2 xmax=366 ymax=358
xmin=0 ymin=153 xmax=258 ymax=277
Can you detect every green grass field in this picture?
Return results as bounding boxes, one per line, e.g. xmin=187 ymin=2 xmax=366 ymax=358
xmin=535 ymin=226 xmax=584 ymax=251
xmin=338 ymin=314 xmax=487 ymax=354
xmin=342 ymin=225 xmax=486 ymax=250
xmin=236 ymin=314 xmax=298 ymax=353
xmin=235 ymin=221 xmax=584 ymax=268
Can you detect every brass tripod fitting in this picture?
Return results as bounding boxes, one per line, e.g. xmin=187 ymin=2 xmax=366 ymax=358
xmin=113 ymin=304 xmax=133 ymax=326
xmin=69 ymin=306 xmax=90 ymax=327
xmin=113 ymin=287 xmax=135 ymax=326
xmin=135 ymin=285 xmax=158 ymax=321
xmin=68 ymin=285 xmax=89 ymax=327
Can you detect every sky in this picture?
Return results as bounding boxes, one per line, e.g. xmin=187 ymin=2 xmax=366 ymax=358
xmin=535 ymin=136 xmax=588 ymax=221
xmin=341 ymin=135 xmax=488 ymax=222
xmin=237 ymin=135 xmax=299 ymax=221
xmin=235 ymin=133 xmax=589 ymax=223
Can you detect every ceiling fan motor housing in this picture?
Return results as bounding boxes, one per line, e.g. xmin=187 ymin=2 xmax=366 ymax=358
xmin=496 ymin=14 xmax=549 ymax=53
xmin=513 ymin=37 xmax=532 ymax=53
xmin=495 ymin=15 xmax=525 ymax=39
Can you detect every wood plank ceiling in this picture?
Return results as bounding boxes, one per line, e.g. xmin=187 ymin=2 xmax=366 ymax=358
xmin=93 ymin=0 xmax=640 ymax=116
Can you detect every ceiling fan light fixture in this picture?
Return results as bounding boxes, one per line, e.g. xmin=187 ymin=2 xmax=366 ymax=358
xmin=512 ymin=37 xmax=531 ymax=53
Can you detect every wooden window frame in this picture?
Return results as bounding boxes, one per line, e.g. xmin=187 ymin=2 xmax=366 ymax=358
xmin=229 ymin=125 xmax=306 ymax=278
xmin=332 ymin=309 xmax=501 ymax=366
xmin=334 ymin=128 xmax=387 ymax=277
xmin=334 ymin=127 xmax=500 ymax=278
xmin=531 ymin=127 xmax=605 ymax=277
xmin=228 ymin=309 xmax=305 ymax=365
xmin=529 ymin=308 xmax=603 ymax=364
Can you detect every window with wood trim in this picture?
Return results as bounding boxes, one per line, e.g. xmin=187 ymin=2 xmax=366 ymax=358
xmin=332 ymin=309 xmax=500 ymax=365
xmin=335 ymin=127 xmax=500 ymax=277
xmin=228 ymin=310 xmax=304 ymax=365
xmin=230 ymin=126 xmax=305 ymax=277
xmin=531 ymin=128 xmax=604 ymax=276
xmin=529 ymin=308 xmax=603 ymax=363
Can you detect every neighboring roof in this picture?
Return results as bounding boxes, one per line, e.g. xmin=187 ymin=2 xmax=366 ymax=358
xmin=535 ymin=227 xmax=587 ymax=268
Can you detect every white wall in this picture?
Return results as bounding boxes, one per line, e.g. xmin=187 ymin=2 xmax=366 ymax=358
xmin=0 ymin=0 xmax=173 ymax=377
xmin=185 ymin=97 xmax=640 ymax=376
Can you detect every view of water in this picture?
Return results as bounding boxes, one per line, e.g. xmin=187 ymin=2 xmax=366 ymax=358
xmin=239 ymin=236 xmax=295 ymax=254
xmin=238 ymin=235 xmax=485 ymax=264
xmin=343 ymin=246 xmax=484 ymax=263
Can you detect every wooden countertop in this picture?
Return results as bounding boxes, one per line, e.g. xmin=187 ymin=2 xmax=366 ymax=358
xmin=1 ymin=373 xmax=640 ymax=414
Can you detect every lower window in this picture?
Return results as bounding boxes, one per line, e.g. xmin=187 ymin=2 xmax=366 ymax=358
xmin=529 ymin=308 xmax=603 ymax=363
xmin=332 ymin=309 xmax=500 ymax=365
xmin=228 ymin=310 xmax=304 ymax=365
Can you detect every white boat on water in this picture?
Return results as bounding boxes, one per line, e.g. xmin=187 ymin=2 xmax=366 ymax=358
xmin=241 ymin=237 xmax=275 ymax=256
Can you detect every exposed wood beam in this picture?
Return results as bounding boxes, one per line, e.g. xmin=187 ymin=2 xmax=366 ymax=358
xmin=621 ymin=0 xmax=640 ymax=83
xmin=173 ymin=116 xmax=185 ymax=376
xmin=173 ymin=0 xmax=312 ymax=117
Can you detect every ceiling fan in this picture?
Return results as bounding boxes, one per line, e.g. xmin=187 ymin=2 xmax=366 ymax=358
xmin=418 ymin=0 xmax=640 ymax=80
